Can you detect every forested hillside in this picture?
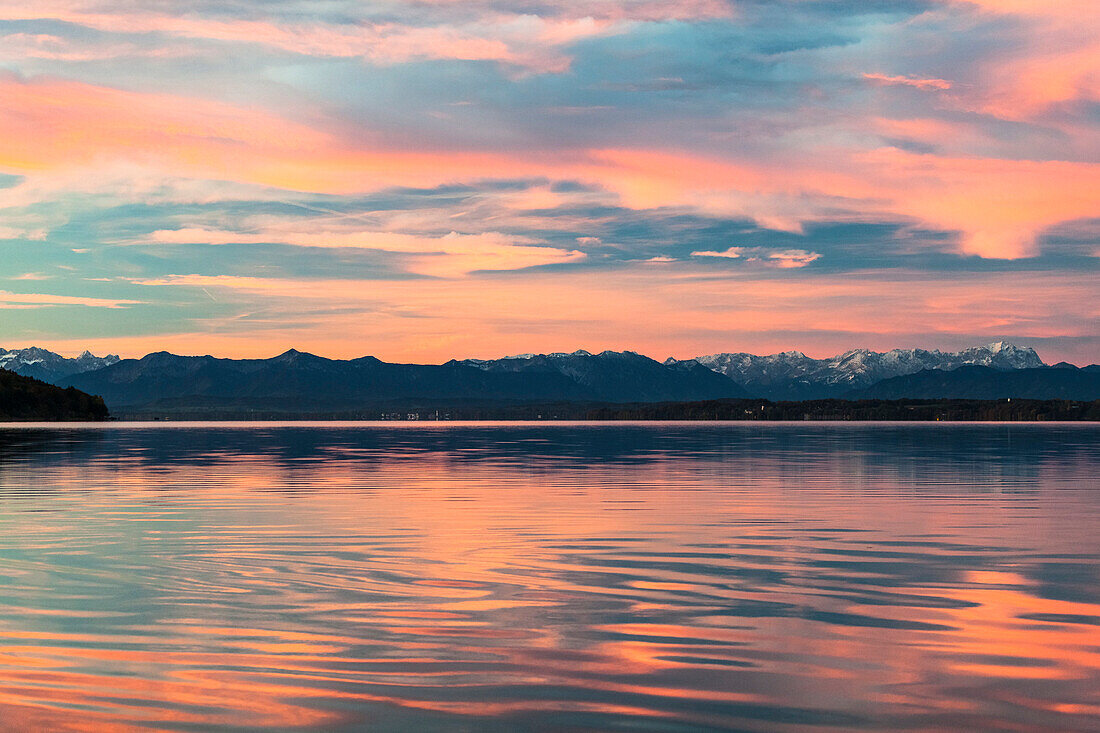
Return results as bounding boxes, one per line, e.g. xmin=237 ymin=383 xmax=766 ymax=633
xmin=0 ymin=369 xmax=109 ymax=421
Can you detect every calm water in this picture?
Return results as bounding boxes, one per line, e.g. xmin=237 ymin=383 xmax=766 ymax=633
xmin=0 ymin=422 xmax=1097 ymax=732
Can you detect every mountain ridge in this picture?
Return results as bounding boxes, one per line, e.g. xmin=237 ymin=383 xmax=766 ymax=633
xmin=667 ymin=342 xmax=1049 ymax=400
xmin=846 ymin=365 xmax=1100 ymax=401
xmin=6 ymin=342 xmax=1099 ymax=413
xmin=0 ymin=347 xmax=120 ymax=385
xmin=63 ymin=348 xmax=748 ymax=413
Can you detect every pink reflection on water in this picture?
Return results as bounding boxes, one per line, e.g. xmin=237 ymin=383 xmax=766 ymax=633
xmin=0 ymin=425 xmax=1095 ymax=730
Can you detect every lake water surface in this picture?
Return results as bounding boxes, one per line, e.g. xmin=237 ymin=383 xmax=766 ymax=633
xmin=0 ymin=422 xmax=1097 ymax=732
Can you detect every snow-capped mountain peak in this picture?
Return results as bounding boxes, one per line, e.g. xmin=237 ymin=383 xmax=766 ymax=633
xmin=673 ymin=342 xmax=1047 ymax=400
xmin=0 ymin=347 xmax=121 ymax=384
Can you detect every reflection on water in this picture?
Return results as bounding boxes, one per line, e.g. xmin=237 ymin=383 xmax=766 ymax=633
xmin=0 ymin=422 xmax=1097 ymax=732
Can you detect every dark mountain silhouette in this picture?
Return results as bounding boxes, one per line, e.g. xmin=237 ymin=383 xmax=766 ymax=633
xmin=9 ymin=340 xmax=1091 ymax=416
xmin=65 ymin=349 xmax=747 ymax=414
xmin=0 ymin=369 xmax=109 ymax=421
xmin=846 ymin=365 xmax=1100 ymax=401
xmin=457 ymin=350 xmax=746 ymax=403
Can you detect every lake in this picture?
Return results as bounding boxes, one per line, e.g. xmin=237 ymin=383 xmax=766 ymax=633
xmin=0 ymin=422 xmax=1097 ymax=732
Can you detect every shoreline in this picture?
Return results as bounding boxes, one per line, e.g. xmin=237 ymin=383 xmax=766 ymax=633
xmin=2 ymin=419 xmax=1097 ymax=428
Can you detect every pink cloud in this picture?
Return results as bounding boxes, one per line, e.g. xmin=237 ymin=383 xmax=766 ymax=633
xmin=944 ymin=0 xmax=1093 ymax=18
xmin=0 ymin=32 xmax=191 ymax=61
xmin=0 ymin=5 xmax=639 ymax=73
xmin=353 ymin=1 xmax=733 ymax=23
xmin=147 ymin=227 xmax=585 ymax=277
xmin=0 ymin=73 xmax=332 ymax=174
xmin=939 ymin=1 xmax=1099 ymax=119
xmin=863 ymin=73 xmax=953 ymax=91
xmin=2 ymin=75 xmax=1097 ymax=263
xmin=0 ymin=290 xmax=140 ymax=309
xmin=765 ymin=250 xmax=822 ymax=268
xmin=691 ymin=247 xmax=821 ymax=268
xmin=691 ymin=247 xmax=743 ymax=258
xmin=585 ymin=148 xmax=1100 ymax=260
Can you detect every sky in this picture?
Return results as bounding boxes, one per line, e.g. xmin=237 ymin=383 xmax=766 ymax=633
xmin=0 ymin=0 xmax=1097 ymax=364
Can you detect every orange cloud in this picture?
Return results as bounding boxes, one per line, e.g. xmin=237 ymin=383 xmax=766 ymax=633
xmin=0 ymin=74 xmax=554 ymax=195
xmin=147 ymin=227 xmax=585 ymax=277
xmin=980 ymin=43 xmax=1100 ymax=120
xmin=0 ymin=74 xmax=332 ymax=174
xmin=79 ymin=265 xmax=1097 ymax=363
xmin=585 ymin=148 xmax=1100 ymax=259
xmin=857 ymin=148 xmax=1100 ymax=258
xmin=0 ymin=290 xmax=140 ymax=309
xmin=2 ymin=75 xmax=1097 ymax=261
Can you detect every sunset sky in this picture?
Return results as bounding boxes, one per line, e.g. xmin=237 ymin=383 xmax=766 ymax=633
xmin=0 ymin=0 xmax=1097 ymax=363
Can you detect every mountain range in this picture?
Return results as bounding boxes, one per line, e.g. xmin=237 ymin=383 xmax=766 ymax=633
xmin=668 ymin=342 xmax=1048 ymax=400
xmin=1 ymin=342 xmax=1097 ymax=416
xmin=60 ymin=348 xmax=745 ymax=414
xmin=0 ymin=347 xmax=119 ymax=385
xmin=457 ymin=350 xmax=748 ymax=402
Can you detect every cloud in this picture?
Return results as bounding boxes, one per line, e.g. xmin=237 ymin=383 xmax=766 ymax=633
xmin=0 ymin=0 xmax=1096 ymax=362
xmin=692 ymin=247 xmax=742 ymax=258
xmin=0 ymin=4 xmax=688 ymax=74
xmin=0 ymin=290 xmax=140 ymax=309
xmin=146 ymin=227 xmax=585 ymax=277
xmin=691 ymin=246 xmax=821 ymax=267
xmin=938 ymin=0 xmax=1100 ymax=119
xmin=765 ymin=250 xmax=822 ymax=268
xmin=2 ymin=26 xmax=1097 ymax=264
xmin=863 ymin=73 xmax=952 ymax=91
xmin=0 ymin=225 xmax=48 ymax=240
xmin=0 ymin=32 xmax=191 ymax=62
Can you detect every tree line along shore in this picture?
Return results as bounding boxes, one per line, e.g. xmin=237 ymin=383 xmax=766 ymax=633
xmin=110 ymin=398 xmax=1100 ymax=422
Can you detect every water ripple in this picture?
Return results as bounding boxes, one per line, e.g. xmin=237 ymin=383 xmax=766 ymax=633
xmin=0 ymin=422 xmax=1097 ymax=731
